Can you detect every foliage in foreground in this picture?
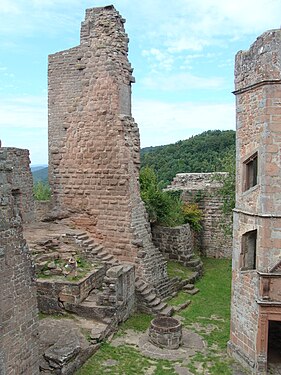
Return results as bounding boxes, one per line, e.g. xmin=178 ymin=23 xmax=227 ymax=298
xmin=140 ymin=166 xmax=202 ymax=230
xmin=33 ymin=181 xmax=51 ymax=201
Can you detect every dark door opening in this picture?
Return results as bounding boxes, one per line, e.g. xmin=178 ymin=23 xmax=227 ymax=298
xmin=267 ymin=320 xmax=281 ymax=373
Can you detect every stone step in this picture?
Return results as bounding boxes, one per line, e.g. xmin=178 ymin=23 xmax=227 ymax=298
xmin=145 ymin=292 xmax=157 ymax=302
xmin=183 ymin=284 xmax=195 ymax=291
xmin=64 ymin=300 xmax=115 ymax=321
xmin=76 ymin=234 xmax=89 ymax=241
xmin=140 ymin=286 xmax=154 ymax=297
xmin=136 ymin=282 xmax=147 ymax=293
xmin=135 ymin=280 xmax=145 ymax=289
xmin=108 ymin=259 xmax=119 ymax=266
xmin=74 ymin=232 xmax=87 ymax=237
xmin=148 ymin=297 xmax=161 ymax=307
xmin=185 ymin=287 xmax=200 ymax=295
xmin=98 ymin=251 xmax=111 ymax=259
xmin=187 ymin=258 xmax=201 ymax=267
xmin=186 ymin=271 xmax=199 ymax=284
xmin=99 ymin=254 xmax=114 ymax=262
xmin=152 ymin=301 xmax=166 ymax=312
xmin=90 ymin=321 xmax=110 ymax=343
xmin=174 ymin=300 xmax=191 ymax=313
xmin=194 ymin=262 xmax=203 ymax=272
xmin=84 ymin=239 xmax=95 ymax=246
xmin=157 ymin=305 xmax=174 ymax=317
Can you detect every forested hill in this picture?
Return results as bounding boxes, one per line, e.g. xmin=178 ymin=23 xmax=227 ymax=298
xmin=140 ymin=130 xmax=235 ymax=185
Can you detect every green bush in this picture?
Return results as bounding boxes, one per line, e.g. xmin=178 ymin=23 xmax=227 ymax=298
xmin=182 ymin=203 xmax=203 ymax=232
xmin=140 ymin=166 xmax=184 ymax=227
xmin=140 ymin=166 xmax=202 ymax=230
xmin=33 ymin=181 xmax=51 ymax=201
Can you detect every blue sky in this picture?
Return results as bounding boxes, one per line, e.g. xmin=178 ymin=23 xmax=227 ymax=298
xmin=1 ymin=0 xmax=281 ymax=165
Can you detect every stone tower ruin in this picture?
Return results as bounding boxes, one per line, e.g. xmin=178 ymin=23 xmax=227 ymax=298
xmin=48 ymin=6 xmax=170 ymax=294
xmin=0 ymin=150 xmax=39 ymax=374
xmin=229 ymin=30 xmax=281 ymax=374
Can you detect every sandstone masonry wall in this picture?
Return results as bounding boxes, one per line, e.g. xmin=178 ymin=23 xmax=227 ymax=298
xmin=167 ymin=173 xmax=233 ymax=258
xmin=0 ymin=147 xmax=34 ymax=223
xmin=48 ymin=6 xmax=169 ymax=293
xmin=0 ymin=153 xmax=39 ymax=374
xmin=229 ymin=29 xmax=281 ymax=374
xmin=151 ymin=224 xmax=194 ymax=265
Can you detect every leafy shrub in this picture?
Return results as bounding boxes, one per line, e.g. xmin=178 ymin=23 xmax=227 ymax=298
xmin=182 ymin=203 xmax=203 ymax=232
xmin=33 ymin=181 xmax=51 ymax=201
xmin=140 ymin=166 xmax=202 ymax=231
xmin=140 ymin=166 xmax=185 ymax=227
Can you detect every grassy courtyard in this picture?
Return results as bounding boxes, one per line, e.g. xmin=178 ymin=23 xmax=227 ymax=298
xmin=76 ymin=258 xmax=236 ymax=375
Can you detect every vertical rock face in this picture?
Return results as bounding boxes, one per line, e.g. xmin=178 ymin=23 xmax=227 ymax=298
xmin=0 ymin=147 xmax=34 ymax=223
xmin=0 ymin=154 xmax=39 ymax=374
xmin=48 ymin=6 xmax=169 ymax=290
xmin=229 ymin=29 xmax=281 ymax=374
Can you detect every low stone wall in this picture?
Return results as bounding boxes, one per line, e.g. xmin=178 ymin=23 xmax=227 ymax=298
xmin=98 ymin=264 xmax=135 ymax=323
xmin=151 ymin=224 xmax=194 ymax=265
xmin=37 ymin=264 xmax=106 ymax=313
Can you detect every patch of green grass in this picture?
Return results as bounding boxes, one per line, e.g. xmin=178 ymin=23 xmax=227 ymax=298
xmin=188 ymin=352 xmax=233 ymax=375
xmin=168 ymin=290 xmax=190 ymax=306
xmin=179 ymin=258 xmax=232 ymax=349
xmin=167 ymin=260 xmax=194 ymax=279
xmin=75 ymin=343 xmax=177 ymax=375
xmin=119 ymin=313 xmax=153 ymax=333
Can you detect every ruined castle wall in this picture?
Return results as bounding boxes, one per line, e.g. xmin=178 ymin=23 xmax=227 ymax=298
xmin=0 ymin=147 xmax=34 ymax=223
xmin=229 ymin=29 xmax=281 ymax=374
xmin=151 ymin=224 xmax=194 ymax=265
xmin=48 ymin=6 xmax=169 ymax=291
xmin=0 ymin=154 xmax=39 ymax=374
xmin=167 ymin=173 xmax=233 ymax=258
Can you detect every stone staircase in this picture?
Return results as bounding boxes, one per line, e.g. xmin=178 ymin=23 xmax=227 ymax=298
xmin=75 ymin=232 xmax=119 ymax=266
xmin=63 ymin=288 xmax=116 ymax=324
xmin=135 ymin=277 xmax=174 ymax=316
xmin=185 ymin=254 xmax=203 ymax=275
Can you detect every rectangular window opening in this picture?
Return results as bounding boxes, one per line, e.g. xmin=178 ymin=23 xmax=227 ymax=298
xmin=241 ymin=229 xmax=257 ymax=270
xmin=244 ymin=152 xmax=258 ymax=191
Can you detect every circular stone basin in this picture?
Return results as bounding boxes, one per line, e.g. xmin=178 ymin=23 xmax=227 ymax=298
xmin=148 ymin=316 xmax=182 ymax=350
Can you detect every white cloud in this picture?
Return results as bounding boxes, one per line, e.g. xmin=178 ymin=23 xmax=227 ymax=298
xmin=142 ymin=72 xmax=224 ymax=91
xmin=133 ymin=99 xmax=235 ymax=147
xmin=0 ymin=95 xmax=47 ymax=164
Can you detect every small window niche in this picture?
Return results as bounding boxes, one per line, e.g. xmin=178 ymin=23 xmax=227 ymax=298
xmin=244 ymin=152 xmax=258 ymax=191
xmin=240 ymin=229 xmax=257 ymax=270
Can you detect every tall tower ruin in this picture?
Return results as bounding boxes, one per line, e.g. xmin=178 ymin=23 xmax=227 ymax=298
xmin=48 ymin=6 xmax=170 ymax=294
xmin=0 ymin=151 xmax=39 ymax=374
xmin=229 ymin=30 xmax=281 ymax=374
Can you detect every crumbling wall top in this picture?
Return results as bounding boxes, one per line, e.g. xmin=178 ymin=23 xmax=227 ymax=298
xmin=234 ymin=29 xmax=281 ymax=92
xmin=80 ymin=5 xmax=127 ymax=47
xmin=167 ymin=172 xmax=227 ymax=191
